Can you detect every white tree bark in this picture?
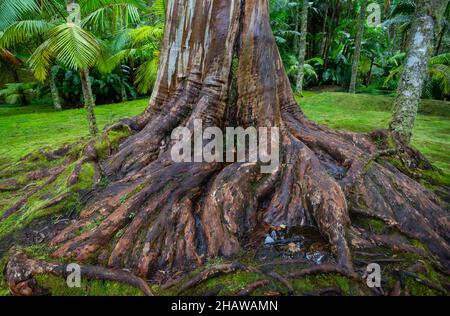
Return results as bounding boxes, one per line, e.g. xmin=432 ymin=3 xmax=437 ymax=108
xmin=389 ymin=0 xmax=447 ymax=143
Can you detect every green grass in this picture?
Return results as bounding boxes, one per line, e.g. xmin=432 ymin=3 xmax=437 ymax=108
xmin=298 ymin=92 xmax=450 ymax=174
xmin=0 ymin=99 xmax=148 ymax=163
xmin=1 ymin=92 xmax=449 ymax=174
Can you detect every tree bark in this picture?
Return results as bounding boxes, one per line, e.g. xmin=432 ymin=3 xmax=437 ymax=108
xmin=4 ymin=0 xmax=450 ymax=294
xmin=295 ymin=0 xmax=309 ymax=95
xmin=80 ymin=69 xmax=98 ymax=136
xmin=66 ymin=0 xmax=98 ymax=136
xmin=49 ymin=66 xmax=62 ymax=111
xmin=320 ymin=1 xmax=329 ymax=58
xmin=293 ymin=0 xmax=300 ymax=53
xmin=349 ymin=0 xmax=367 ymax=94
xmin=118 ymin=66 xmax=128 ymax=102
xmin=390 ymin=0 xmax=447 ymax=143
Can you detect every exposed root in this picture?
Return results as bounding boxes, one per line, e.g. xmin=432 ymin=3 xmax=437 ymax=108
xmin=235 ymin=280 xmax=270 ymax=296
xmin=285 ymin=264 xmax=359 ymax=280
xmin=176 ymin=262 xmax=256 ymax=295
xmin=303 ymin=286 xmax=342 ymax=296
xmin=5 ymin=250 xmax=153 ymax=296
xmin=399 ymin=270 xmax=447 ymax=295
xmin=2 ymin=0 xmax=449 ymax=297
xmin=259 ymin=258 xmax=308 ymax=269
xmin=1 ymin=162 xmax=70 ymax=221
xmin=264 ymin=270 xmax=294 ymax=295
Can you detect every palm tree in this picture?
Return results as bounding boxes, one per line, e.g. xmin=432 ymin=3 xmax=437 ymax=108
xmin=96 ymin=0 xmax=163 ymax=97
xmin=0 ymin=0 xmax=145 ymax=135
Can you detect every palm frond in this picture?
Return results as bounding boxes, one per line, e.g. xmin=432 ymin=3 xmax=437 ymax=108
xmin=0 ymin=0 xmax=39 ymax=29
xmin=134 ymin=50 xmax=159 ymax=94
xmin=384 ymin=65 xmax=403 ymax=86
xmin=29 ymin=23 xmax=100 ymax=81
xmin=82 ymin=3 xmax=141 ymax=32
xmin=0 ymin=20 xmax=53 ymax=49
xmin=430 ymin=53 xmax=450 ymax=66
xmin=429 ymin=63 xmax=450 ymax=95
xmin=129 ymin=24 xmax=164 ymax=46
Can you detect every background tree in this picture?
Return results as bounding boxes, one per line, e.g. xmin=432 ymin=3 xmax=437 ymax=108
xmin=349 ymin=0 xmax=368 ymax=93
xmin=389 ymin=0 xmax=449 ymax=143
xmin=295 ymin=0 xmax=309 ymax=95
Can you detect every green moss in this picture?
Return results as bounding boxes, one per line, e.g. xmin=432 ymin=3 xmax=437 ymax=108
xmin=352 ymin=216 xmax=388 ymax=235
xmin=34 ymin=274 xmax=145 ymax=296
xmin=404 ymin=278 xmax=441 ymax=296
xmin=94 ymin=138 xmax=110 ymax=160
xmin=72 ymin=162 xmax=96 ymax=191
xmin=0 ymin=163 xmax=88 ymax=239
xmin=108 ymin=129 xmax=131 ymax=149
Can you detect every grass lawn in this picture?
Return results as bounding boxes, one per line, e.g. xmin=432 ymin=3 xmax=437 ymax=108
xmin=1 ymin=92 xmax=449 ymax=174
xmin=0 ymin=99 xmax=148 ymax=164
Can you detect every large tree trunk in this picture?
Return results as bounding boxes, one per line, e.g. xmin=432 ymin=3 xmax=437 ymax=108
xmin=295 ymin=0 xmax=309 ymax=95
xmin=348 ymin=0 xmax=367 ymax=94
xmin=390 ymin=0 xmax=447 ymax=143
xmin=4 ymin=0 xmax=449 ymax=295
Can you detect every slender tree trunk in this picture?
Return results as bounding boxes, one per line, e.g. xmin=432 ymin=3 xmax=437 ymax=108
xmin=293 ymin=0 xmax=300 ymax=53
xmin=320 ymin=2 xmax=329 ymax=58
xmin=390 ymin=0 xmax=447 ymax=143
xmin=118 ymin=66 xmax=128 ymax=102
xmin=5 ymin=0 xmax=450 ymax=295
xmin=349 ymin=0 xmax=368 ymax=93
xmin=323 ymin=0 xmax=339 ymax=68
xmin=49 ymin=67 xmax=62 ymax=111
xmin=295 ymin=0 xmax=309 ymax=95
xmin=80 ymin=69 xmax=98 ymax=136
xmin=66 ymin=0 xmax=98 ymax=136
xmin=435 ymin=23 xmax=447 ymax=55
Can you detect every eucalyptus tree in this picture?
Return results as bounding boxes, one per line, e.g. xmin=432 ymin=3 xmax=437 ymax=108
xmin=5 ymin=0 xmax=449 ymax=296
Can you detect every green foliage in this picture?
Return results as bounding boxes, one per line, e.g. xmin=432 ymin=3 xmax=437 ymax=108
xmin=52 ymin=67 xmax=137 ymax=106
xmin=0 ymin=82 xmax=37 ymax=104
xmin=29 ymin=23 xmax=100 ymax=81
xmin=297 ymin=92 xmax=450 ymax=174
xmin=0 ymin=0 xmax=39 ymax=29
